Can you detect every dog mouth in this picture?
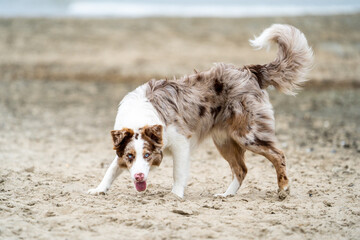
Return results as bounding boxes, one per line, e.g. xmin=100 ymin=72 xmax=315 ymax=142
xmin=134 ymin=181 xmax=147 ymax=192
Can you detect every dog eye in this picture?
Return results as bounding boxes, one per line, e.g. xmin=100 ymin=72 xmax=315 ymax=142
xmin=127 ymin=154 xmax=134 ymax=160
xmin=144 ymin=153 xmax=150 ymax=158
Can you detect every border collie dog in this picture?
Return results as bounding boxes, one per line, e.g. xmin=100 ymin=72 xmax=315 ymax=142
xmin=88 ymin=24 xmax=313 ymax=199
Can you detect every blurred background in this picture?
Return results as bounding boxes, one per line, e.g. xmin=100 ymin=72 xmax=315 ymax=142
xmin=0 ymin=0 xmax=359 ymax=84
xmin=0 ymin=1 xmax=359 ymax=240
xmin=1 ymin=0 xmax=360 ymax=17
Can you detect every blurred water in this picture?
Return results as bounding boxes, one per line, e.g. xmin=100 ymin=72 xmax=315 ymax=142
xmin=0 ymin=0 xmax=359 ymax=18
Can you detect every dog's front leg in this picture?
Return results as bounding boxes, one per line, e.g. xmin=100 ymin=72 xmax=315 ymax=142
xmin=88 ymin=156 xmax=123 ymax=195
xmin=170 ymin=137 xmax=191 ymax=199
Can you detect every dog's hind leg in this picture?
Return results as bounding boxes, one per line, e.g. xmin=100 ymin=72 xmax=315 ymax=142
xmin=231 ymin=133 xmax=290 ymax=199
xmin=248 ymin=144 xmax=289 ymax=199
xmin=212 ymin=133 xmax=247 ymax=197
xmin=88 ymin=156 xmax=123 ymax=195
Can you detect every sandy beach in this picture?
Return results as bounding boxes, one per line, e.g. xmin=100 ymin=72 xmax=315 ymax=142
xmin=0 ymin=14 xmax=359 ymax=239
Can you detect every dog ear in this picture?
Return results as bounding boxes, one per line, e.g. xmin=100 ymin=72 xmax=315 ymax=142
xmin=142 ymin=125 xmax=163 ymax=146
xmin=111 ymin=128 xmax=134 ymax=150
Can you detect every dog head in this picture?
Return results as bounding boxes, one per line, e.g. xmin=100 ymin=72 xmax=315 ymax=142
xmin=111 ymin=125 xmax=163 ymax=192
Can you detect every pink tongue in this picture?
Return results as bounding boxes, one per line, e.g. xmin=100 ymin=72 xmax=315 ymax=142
xmin=135 ymin=181 xmax=147 ymax=192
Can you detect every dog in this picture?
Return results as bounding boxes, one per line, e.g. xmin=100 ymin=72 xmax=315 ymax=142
xmin=88 ymin=24 xmax=313 ymax=199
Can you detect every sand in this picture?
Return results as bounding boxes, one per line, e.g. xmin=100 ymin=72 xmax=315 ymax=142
xmin=1 ymin=78 xmax=359 ymax=239
xmin=0 ymin=14 xmax=360 ymax=240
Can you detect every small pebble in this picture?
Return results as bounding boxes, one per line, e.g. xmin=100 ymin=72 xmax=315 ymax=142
xmin=172 ymin=209 xmax=193 ymax=216
xmin=306 ymin=147 xmax=314 ymax=153
xmin=25 ymin=166 xmax=35 ymax=173
xmin=45 ymin=211 xmax=56 ymax=217
xmin=323 ymin=201 xmax=333 ymax=207
xmin=340 ymin=141 xmax=350 ymax=148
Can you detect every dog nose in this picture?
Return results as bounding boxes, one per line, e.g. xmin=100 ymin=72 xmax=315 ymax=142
xmin=134 ymin=173 xmax=145 ymax=182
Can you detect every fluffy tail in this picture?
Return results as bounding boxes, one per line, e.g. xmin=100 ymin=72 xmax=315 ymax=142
xmin=247 ymin=24 xmax=313 ymax=95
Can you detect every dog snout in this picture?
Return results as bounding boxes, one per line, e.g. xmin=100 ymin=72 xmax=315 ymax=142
xmin=134 ymin=173 xmax=145 ymax=182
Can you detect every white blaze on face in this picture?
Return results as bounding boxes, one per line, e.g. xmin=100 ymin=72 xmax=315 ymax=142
xmin=129 ymin=137 xmax=150 ymax=191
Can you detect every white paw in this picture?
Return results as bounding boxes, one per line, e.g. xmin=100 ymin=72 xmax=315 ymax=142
xmin=214 ymin=193 xmax=234 ymax=198
xmin=87 ymin=188 xmax=107 ymax=195
xmin=278 ymin=185 xmax=290 ymax=200
xmin=171 ymin=185 xmax=184 ymax=199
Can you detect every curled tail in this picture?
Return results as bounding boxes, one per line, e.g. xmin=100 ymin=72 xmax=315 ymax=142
xmin=247 ymin=24 xmax=313 ymax=95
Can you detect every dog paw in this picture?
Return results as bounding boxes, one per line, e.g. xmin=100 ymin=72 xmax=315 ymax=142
xmin=278 ymin=186 xmax=290 ymax=200
xmin=168 ymin=192 xmax=185 ymax=202
xmin=214 ymin=193 xmax=234 ymax=198
xmin=171 ymin=186 xmax=184 ymax=199
xmin=87 ymin=188 xmax=106 ymax=195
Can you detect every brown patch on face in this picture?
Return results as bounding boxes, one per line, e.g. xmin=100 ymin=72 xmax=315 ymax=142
xmin=111 ymin=128 xmax=135 ymax=168
xmin=118 ymin=159 xmax=127 ymax=168
xmin=142 ymin=141 xmax=163 ymax=167
xmin=141 ymin=125 xmax=164 ymax=167
xmin=120 ymin=148 xmax=136 ymax=168
xmin=152 ymin=152 xmax=163 ymax=166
